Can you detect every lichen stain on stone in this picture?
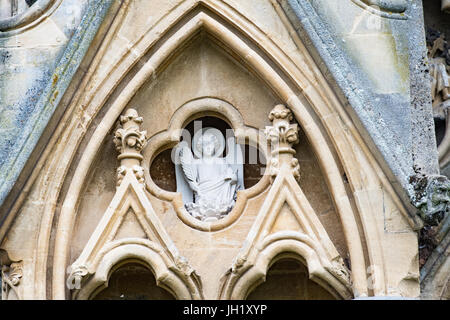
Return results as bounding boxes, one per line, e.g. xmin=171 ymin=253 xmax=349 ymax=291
xmin=52 ymin=74 xmax=59 ymax=87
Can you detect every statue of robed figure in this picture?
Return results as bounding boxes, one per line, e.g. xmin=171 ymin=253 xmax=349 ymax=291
xmin=175 ymin=127 xmax=244 ymax=222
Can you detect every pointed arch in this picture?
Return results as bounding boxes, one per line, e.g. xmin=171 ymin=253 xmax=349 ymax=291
xmin=30 ymin=0 xmax=415 ymax=299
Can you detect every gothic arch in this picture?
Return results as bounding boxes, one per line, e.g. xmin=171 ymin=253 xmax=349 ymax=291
xmin=220 ymin=240 xmax=351 ymax=300
xmin=2 ymin=0 xmax=412 ymax=299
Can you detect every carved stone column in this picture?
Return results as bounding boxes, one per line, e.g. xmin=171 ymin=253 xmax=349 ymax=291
xmin=264 ymin=104 xmax=300 ymax=182
xmin=113 ymin=108 xmax=148 ymax=187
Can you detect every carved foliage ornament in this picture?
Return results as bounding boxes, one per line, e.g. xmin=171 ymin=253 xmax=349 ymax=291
xmin=0 ymin=0 xmax=57 ymax=35
xmin=443 ymin=0 xmax=450 ymax=13
xmin=113 ymin=109 xmax=147 ymax=155
xmin=411 ymin=174 xmax=449 ymax=226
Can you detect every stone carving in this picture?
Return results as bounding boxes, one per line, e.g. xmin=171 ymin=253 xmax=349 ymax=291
xmin=411 ymin=174 xmax=449 ymax=227
xmin=0 ymin=250 xmax=22 ymax=300
xmin=428 ymin=34 xmax=450 ymax=119
xmin=113 ymin=108 xmax=148 ymax=187
xmin=411 ymin=31 xmax=450 ymax=277
xmin=264 ymin=104 xmax=300 ymax=182
xmin=113 ymin=109 xmax=147 ymax=154
xmin=2 ymin=262 xmax=22 ymax=286
xmin=360 ymin=0 xmax=407 ymax=13
xmin=175 ymin=127 xmax=244 ymax=222
xmin=326 ymin=257 xmax=352 ymax=286
xmin=443 ymin=0 xmax=450 ymax=13
xmin=427 ymin=31 xmax=450 ymax=172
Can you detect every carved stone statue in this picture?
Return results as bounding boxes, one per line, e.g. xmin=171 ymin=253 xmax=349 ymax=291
xmin=428 ymin=34 xmax=450 ymax=117
xmin=360 ymin=0 xmax=407 ymax=13
xmin=175 ymin=127 xmax=244 ymax=222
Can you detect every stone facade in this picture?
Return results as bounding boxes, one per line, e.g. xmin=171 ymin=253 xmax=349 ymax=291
xmin=0 ymin=0 xmax=448 ymax=300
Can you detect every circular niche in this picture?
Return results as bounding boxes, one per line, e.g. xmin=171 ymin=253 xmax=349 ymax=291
xmin=149 ymin=116 xmax=266 ymax=223
xmin=0 ymin=0 xmax=60 ymax=35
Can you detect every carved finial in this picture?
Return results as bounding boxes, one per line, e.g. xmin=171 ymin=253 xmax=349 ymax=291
xmin=113 ymin=108 xmax=148 ymax=186
xmin=265 ymin=104 xmax=300 ymax=182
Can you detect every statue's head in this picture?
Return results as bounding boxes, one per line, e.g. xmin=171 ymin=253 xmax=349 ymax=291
xmin=198 ymin=132 xmax=217 ymax=157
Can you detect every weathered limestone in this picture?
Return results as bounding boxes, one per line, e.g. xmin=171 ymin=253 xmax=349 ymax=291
xmin=0 ymin=249 xmax=22 ymax=300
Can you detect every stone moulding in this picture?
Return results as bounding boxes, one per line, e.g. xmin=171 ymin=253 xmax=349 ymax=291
xmin=0 ymin=249 xmax=22 ymax=300
xmin=0 ymin=0 xmax=62 ymax=36
xmin=0 ymin=0 xmax=117 ymax=236
xmin=0 ymin=0 xmax=412 ymax=299
xmin=67 ymin=109 xmax=202 ymax=299
xmin=143 ymin=97 xmax=270 ymax=232
xmin=350 ymin=0 xmax=409 ymax=20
